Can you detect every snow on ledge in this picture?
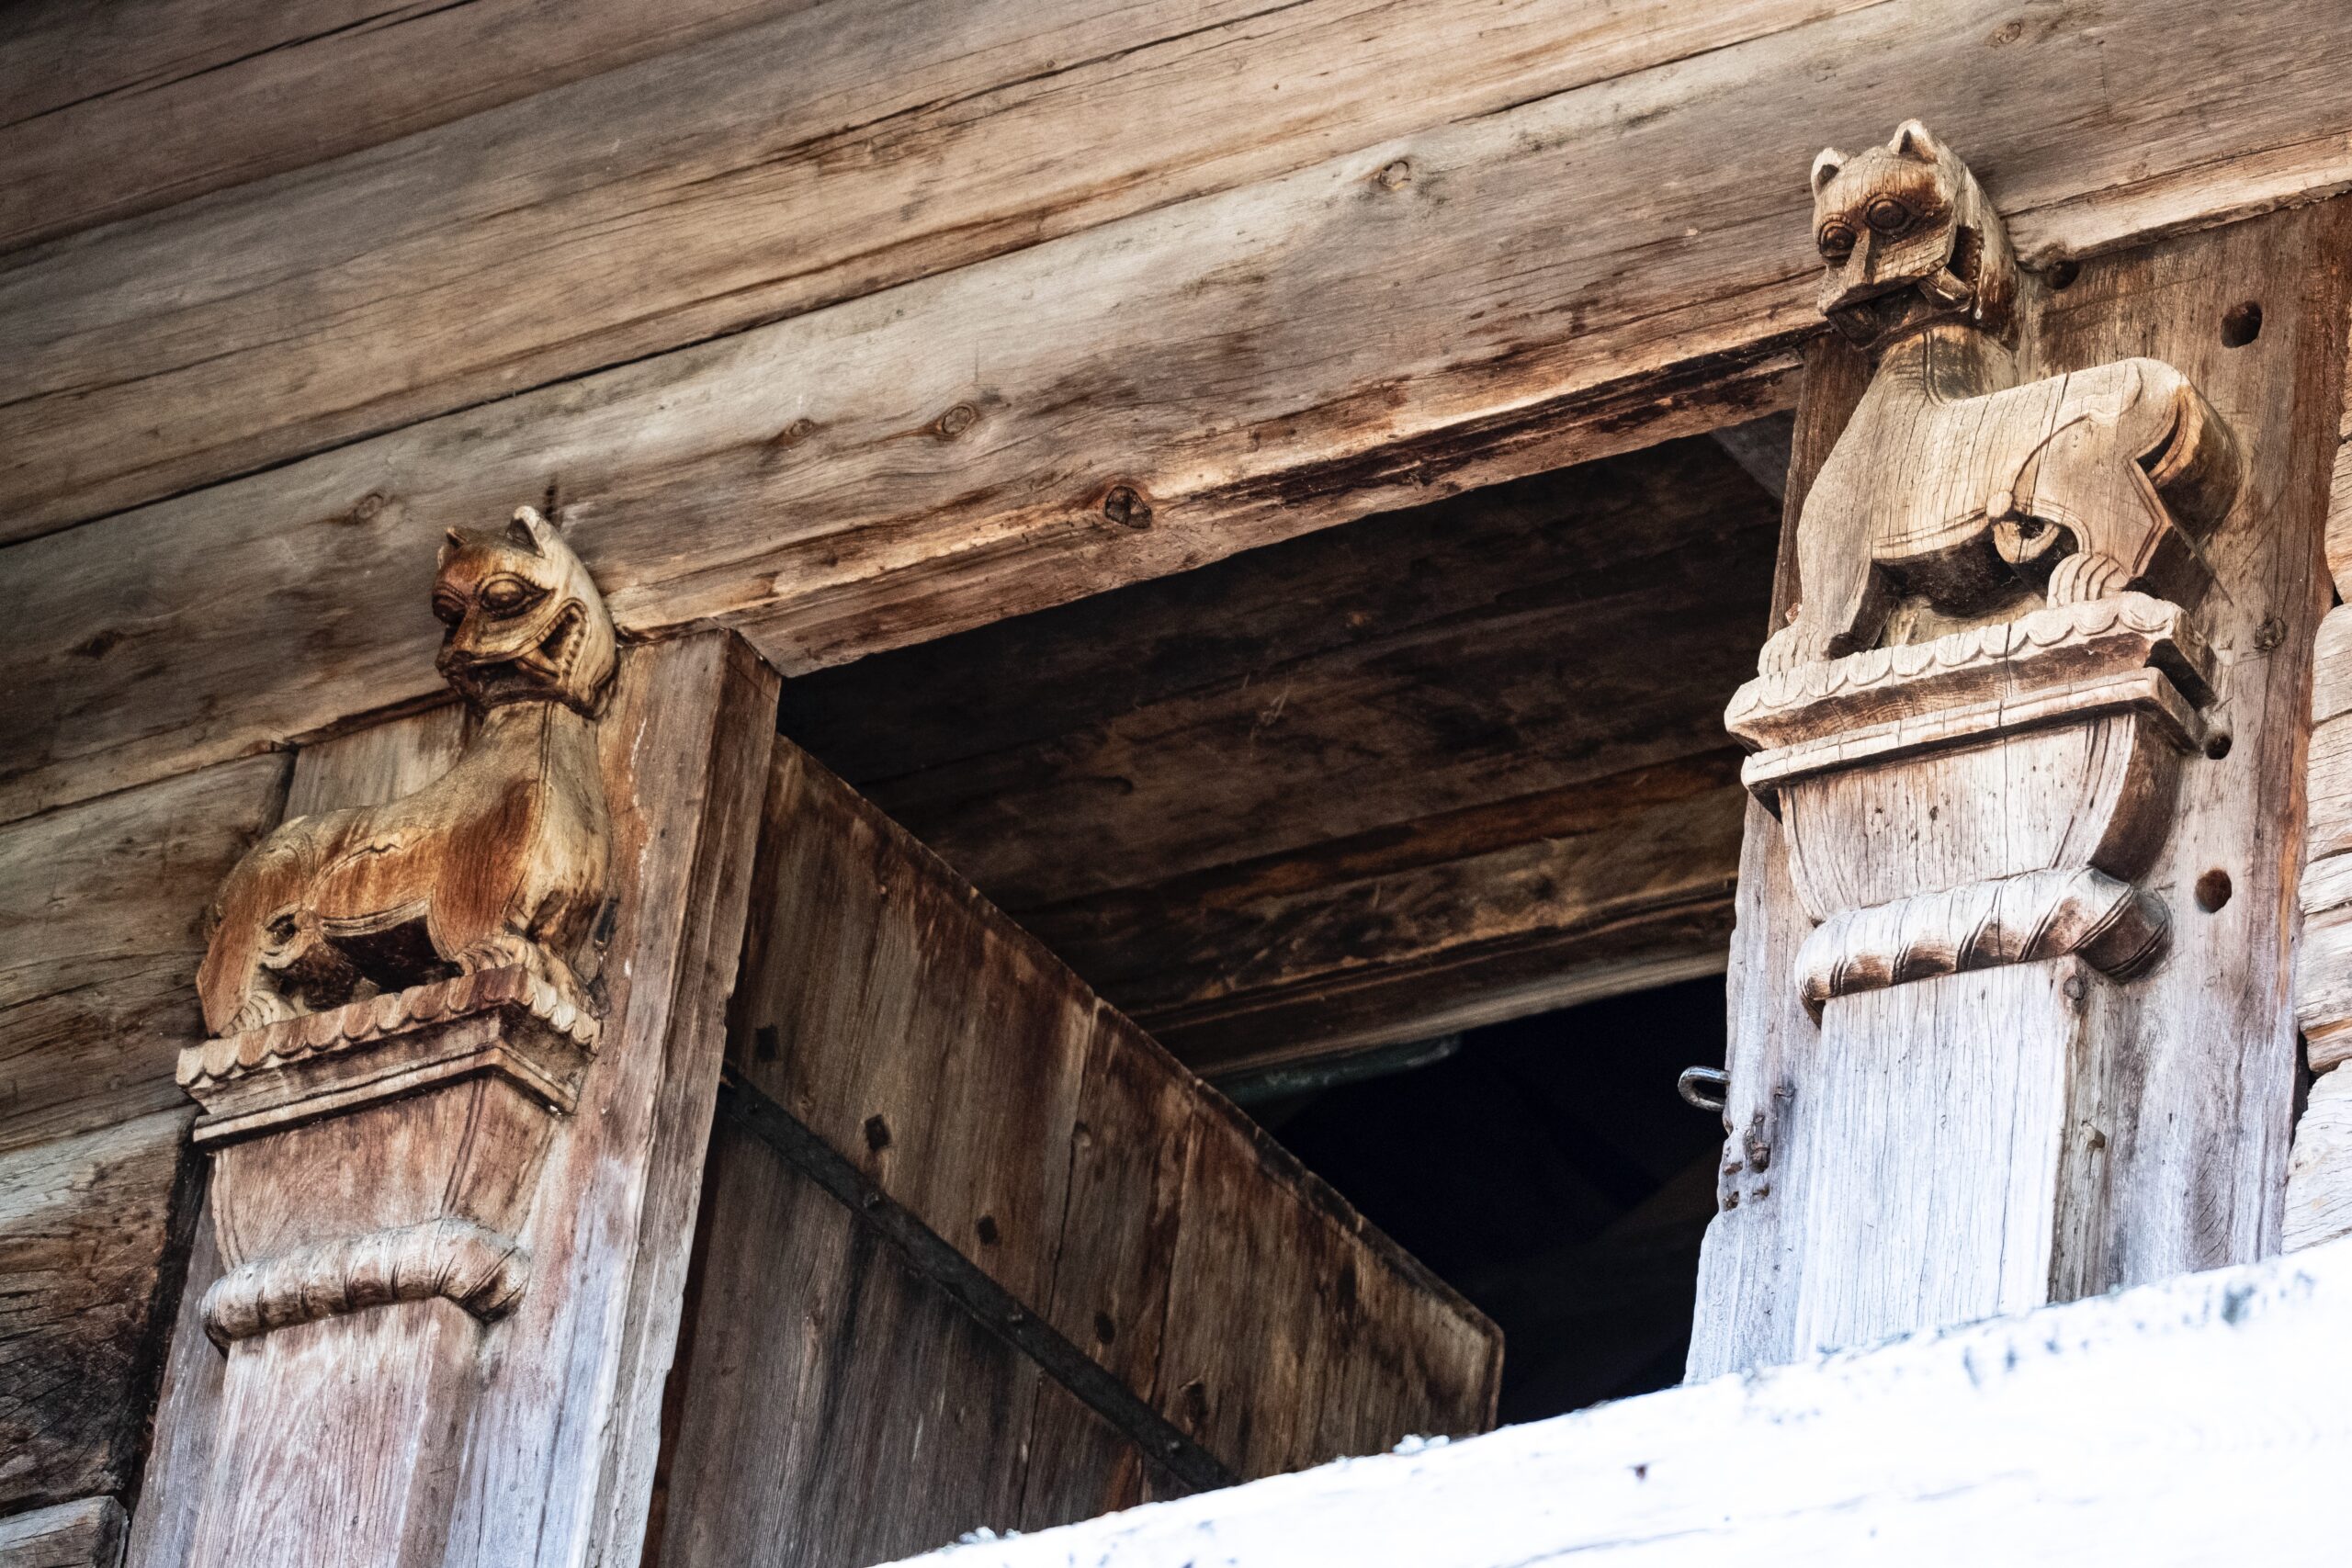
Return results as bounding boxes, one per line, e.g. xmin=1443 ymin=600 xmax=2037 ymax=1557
xmin=890 ymin=1236 xmax=2352 ymax=1567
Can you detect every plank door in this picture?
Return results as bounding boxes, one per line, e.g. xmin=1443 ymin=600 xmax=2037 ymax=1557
xmin=648 ymin=740 xmax=1502 ymax=1567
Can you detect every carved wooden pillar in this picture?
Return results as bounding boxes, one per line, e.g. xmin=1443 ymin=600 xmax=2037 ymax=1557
xmin=1690 ymin=128 xmax=2352 ymax=1372
xmin=136 ymin=512 xmax=780 ymax=1568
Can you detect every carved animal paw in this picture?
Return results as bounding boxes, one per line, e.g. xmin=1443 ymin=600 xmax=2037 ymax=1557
xmin=2048 ymin=550 xmax=2132 ymax=606
xmin=222 ymin=987 xmax=303 ymax=1036
xmin=1758 ymin=622 xmax=1816 ymax=676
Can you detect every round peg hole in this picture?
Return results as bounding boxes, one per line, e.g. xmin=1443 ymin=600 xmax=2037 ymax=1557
xmin=2204 ymin=732 xmax=2232 ymax=761
xmin=2046 ymin=259 xmax=2080 ymax=291
xmin=2195 ymin=869 xmax=2233 ymax=912
xmin=2222 ymin=301 xmax=2263 ymax=348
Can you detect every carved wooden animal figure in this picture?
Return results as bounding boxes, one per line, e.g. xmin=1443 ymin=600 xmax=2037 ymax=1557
xmin=198 ymin=508 xmax=616 ymax=1036
xmin=1760 ymin=122 xmax=2237 ymax=673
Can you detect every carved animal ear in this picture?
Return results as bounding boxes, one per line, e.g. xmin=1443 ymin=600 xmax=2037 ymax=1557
xmin=1811 ymin=147 xmax=1846 ymax=197
xmin=1889 ymin=120 xmax=1942 ymax=164
xmin=439 ymin=527 xmax=467 ymax=567
xmin=507 ymin=506 xmax=548 ymax=556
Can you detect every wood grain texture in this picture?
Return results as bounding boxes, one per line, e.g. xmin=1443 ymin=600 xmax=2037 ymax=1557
xmin=0 ymin=1496 xmax=126 ymax=1568
xmin=0 ymin=0 xmax=1884 ymax=537
xmin=1033 ymin=760 xmax=1748 ymax=1077
xmin=0 ymin=0 xmax=825 ymax=253
xmin=2285 ymin=1067 xmax=2352 ymax=1250
xmin=778 ymin=436 xmax=1778 ymax=1071
xmin=653 ymin=1118 xmax=1162 ymax=1567
xmin=1691 ymin=202 xmax=2352 ymax=1377
xmin=705 ymin=739 xmax=1498 ymax=1500
xmin=0 ymin=1110 xmax=196 ymax=1516
xmin=21 ymin=2 xmax=2352 ymax=828
xmin=122 ymin=713 xmax=452 ymax=1568
xmin=130 ymin=634 xmax=779 ymax=1568
xmin=9 ymin=0 xmax=2352 ymax=546
xmin=0 ymin=753 xmax=286 ymax=1155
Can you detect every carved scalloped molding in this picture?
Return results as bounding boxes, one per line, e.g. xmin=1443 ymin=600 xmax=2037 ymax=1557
xmin=178 ymin=963 xmax=597 ymax=1098
xmin=1728 ymin=592 xmax=2215 ymax=752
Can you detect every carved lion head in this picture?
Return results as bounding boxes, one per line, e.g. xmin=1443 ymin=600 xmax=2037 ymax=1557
xmin=1809 ymin=120 xmax=2017 ymax=347
xmin=434 ymin=507 xmax=618 ymax=716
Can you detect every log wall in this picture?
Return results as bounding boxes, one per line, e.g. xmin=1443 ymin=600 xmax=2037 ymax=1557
xmin=9 ymin=0 xmax=2352 ymax=1548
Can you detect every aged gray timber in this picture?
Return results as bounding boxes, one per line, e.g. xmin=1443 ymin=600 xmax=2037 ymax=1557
xmin=0 ymin=1111 xmax=193 ymax=1516
xmin=0 ymin=1496 xmax=126 ymax=1568
xmin=0 ymin=753 xmax=286 ymax=1154
xmin=654 ymin=740 xmax=1499 ymax=1559
xmin=1690 ymin=203 xmax=2352 ymax=1376
xmin=0 ymin=0 xmax=1876 ymax=536
xmin=15 ymin=3 xmax=2352 ymax=827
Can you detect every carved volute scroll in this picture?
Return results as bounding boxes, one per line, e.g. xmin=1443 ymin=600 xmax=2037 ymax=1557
xmin=185 ymin=505 xmax=615 ymax=1344
xmin=176 ymin=509 xmax=618 ymax=1568
xmin=1733 ymin=121 xmax=2235 ymax=1013
xmin=1710 ymin=123 xmax=2243 ymax=1359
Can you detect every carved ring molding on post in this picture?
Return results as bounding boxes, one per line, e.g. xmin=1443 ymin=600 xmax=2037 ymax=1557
xmin=175 ymin=508 xmax=620 ymax=1567
xmin=1704 ymin=120 xmax=2242 ymax=1359
xmin=1731 ymin=592 xmax=2215 ymax=1011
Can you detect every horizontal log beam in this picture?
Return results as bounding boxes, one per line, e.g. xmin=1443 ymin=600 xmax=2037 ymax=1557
xmin=1035 ymin=761 xmax=1747 ymax=1079
xmin=11 ymin=0 xmax=2352 ymax=823
xmin=0 ymin=0 xmax=823 ymax=254
xmin=0 ymin=0 xmax=1871 ymax=539
xmin=778 ymin=438 xmax=1776 ymax=1074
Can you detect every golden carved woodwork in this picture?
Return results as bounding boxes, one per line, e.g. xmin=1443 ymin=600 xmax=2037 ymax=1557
xmin=198 ymin=506 xmax=616 ymax=1040
xmin=185 ymin=508 xmax=617 ymax=1346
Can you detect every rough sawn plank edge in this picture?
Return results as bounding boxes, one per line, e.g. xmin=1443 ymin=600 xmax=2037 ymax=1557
xmin=888 ymin=1234 xmax=2352 ymax=1568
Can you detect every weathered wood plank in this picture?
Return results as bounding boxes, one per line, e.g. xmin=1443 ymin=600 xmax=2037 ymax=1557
xmin=886 ymin=1235 xmax=2352 ymax=1568
xmin=2285 ymin=1068 xmax=2352 ymax=1250
xmin=0 ymin=0 xmax=826 ymax=254
xmin=0 ymin=1496 xmax=127 ymax=1568
xmin=15 ymin=1 xmax=2352 ymax=827
xmin=771 ymin=437 xmax=1772 ymax=1070
xmin=721 ymin=739 xmax=1498 ymax=1484
xmin=1691 ymin=202 xmax=2352 ymax=1377
xmin=1033 ymin=760 xmax=1747 ymax=1077
xmin=0 ymin=753 xmax=285 ymax=1155
xmin=0 ymin=0 xmax=1882 ymax=537
xmin=8 ymin=0 xmax=2350 ymax=542
xmin=845 ymin=451 xmax=1781 ymax=907
xmin=120 ymin=707 xmax=456 ymax=1568
xmin=0 ymin=1110 xmax=195 ymax=1515
xmin=655 ymin=1114 xmax=1164 ymax=1566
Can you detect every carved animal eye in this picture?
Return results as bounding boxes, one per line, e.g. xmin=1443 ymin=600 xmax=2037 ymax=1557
xmin=1817 ymin=220 xmax=1857 ymax=260
xmin=476 ymin=575 xmax=544 ymax=616
xmin=1865 ymin=197 xmax=1912 ymax=235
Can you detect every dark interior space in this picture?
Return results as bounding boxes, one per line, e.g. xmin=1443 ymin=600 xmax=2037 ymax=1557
xmin=1253 ymin=976 xmax=1729 ymax=1424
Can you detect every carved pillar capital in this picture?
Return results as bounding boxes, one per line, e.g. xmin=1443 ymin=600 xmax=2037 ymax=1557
xmin=1695 ymin=122 xmax=2262 ymax=1365
xmin=1730 ymin=592 xmax=2214 ymax=1013
xmin=179 ymin=965 xmax=596 ymax=1345
xmin=177 ymin=509 xmax=620 ymax=1568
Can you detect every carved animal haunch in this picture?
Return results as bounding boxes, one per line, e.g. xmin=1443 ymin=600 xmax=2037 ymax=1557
xmin=198 ymin=508 xmax=616 ymax=1037
xmin=1759 ymin=121 xmax=2237 ymax=674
